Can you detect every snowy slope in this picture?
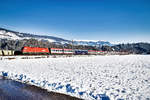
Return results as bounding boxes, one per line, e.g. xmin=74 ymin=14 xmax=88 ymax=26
xmin=0 ymin=55 xmax=150 ymax=100
xmin=0 ymin=28 xmax=70 ymax=44
xmin=0 ymin=29 xmax=21 ymax=40
xmin=0 ymin=28 xmax=112 ymax=46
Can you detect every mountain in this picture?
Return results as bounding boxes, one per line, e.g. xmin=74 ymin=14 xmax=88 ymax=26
xmin=0 ymin=27 xmax=112 ymax=46
xmin=73 ymin=40 xmax=112 ymax=47
xmin=1 ymin=28 xmax=150 ymax=54
xmin=0 ymin=28 xmax=70 ymax=44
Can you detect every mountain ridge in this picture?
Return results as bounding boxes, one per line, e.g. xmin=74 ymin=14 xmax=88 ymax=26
xmin=0 ymin=27 xmax=112 ymax=46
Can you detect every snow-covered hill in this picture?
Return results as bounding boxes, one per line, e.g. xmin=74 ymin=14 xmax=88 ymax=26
xmin=0 ymin=27 xmax=112 ymax=46
xmin=0 ymin=28 xmax=70 ymax=44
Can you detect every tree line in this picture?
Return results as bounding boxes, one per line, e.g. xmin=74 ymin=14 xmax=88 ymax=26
xmin=0 ymin=39 xmax=150 ymax=54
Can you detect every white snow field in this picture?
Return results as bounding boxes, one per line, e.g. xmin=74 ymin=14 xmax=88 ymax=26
xmin=0 ymin=55 xmax=150 ymax=100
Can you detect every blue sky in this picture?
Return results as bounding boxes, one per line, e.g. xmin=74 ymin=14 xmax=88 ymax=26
xmin=0 ymin=0 xmax=150 ymax=44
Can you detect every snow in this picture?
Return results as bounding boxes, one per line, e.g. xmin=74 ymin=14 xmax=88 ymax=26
xmin=0 ymin=30 xmax=56 ymax=42
xmin=0 ymin=55 xmax=150 ymax=100
xmin=74 ymin=39 xmax=100 ymax=42
xmin=0 ymin=31 xmax=21 ymax=40
xmin=37 ymin=38 xmax=56 ymax=42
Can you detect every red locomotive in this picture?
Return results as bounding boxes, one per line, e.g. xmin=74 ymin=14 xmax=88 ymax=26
xmin=22 ymin=46 xmax=49 ymax=55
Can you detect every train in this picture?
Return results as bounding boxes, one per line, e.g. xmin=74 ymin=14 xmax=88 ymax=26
xmin=21 ymin=46 xmax=105 ymax=55
xmin=0 ymin=46 xmax=105 ymax=56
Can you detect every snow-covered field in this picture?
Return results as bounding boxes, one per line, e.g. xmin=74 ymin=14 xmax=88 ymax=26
xmin=0 ymin=55 xmax=150 ymax=100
